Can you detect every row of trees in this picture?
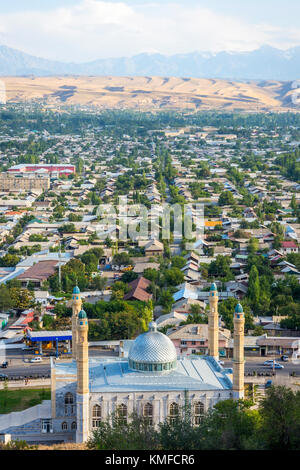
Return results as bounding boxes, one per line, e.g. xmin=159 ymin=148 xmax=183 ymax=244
xmin=87 ymin=386 xmax=300 ymax=451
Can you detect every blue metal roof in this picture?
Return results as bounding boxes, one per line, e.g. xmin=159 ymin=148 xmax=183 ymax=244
xmin=27 ymin=331 xmax=72 ymax=342
xmin=53 ymin=356 xmax=233 ymax=393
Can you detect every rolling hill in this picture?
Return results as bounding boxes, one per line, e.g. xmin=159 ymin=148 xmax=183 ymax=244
xmin=1 ymin=76 xmax=299 ymax=112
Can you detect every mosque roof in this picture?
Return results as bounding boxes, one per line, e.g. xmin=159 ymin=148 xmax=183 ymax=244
xmin=53 ymin=356 xmax=233 ymax=393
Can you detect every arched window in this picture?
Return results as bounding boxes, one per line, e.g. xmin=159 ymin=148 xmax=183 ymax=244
xmin=169 ymin=402 xmax=179 ymax=424
xmin=64 ymin=392 xmax=75 ymax=415
xmin=92 ymin=404 xmax=102 ymax=429
xmin=117 ymin=404 xmax=127 ymax=425
xmin=71 ymin=421 xmax=77 ymax=430
xmin=194 ymin=402 xmax=204 ymax=425
xmin=62 ymin=422 xmax=68 ymax=431
xmin=93 ymin=404 xmax=102 ymax=418
xmin=143 ymin=403 xmax=153 ymax=425
xmin=65 ymin=392 xmax=74 ymax=404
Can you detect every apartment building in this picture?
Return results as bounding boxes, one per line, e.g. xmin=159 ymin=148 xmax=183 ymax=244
xmin=0 ymin=173 xmax=50 ymax=191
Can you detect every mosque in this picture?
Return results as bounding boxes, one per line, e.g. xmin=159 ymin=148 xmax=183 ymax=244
xmin=0 ymin=283 xmax=245 ymax=444
xmin=50 ymin=283 xmax=245 ymax=443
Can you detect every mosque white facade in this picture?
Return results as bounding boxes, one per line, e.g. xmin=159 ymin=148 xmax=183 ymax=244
xmin=0 ymin=283 xmax=245 ymax=444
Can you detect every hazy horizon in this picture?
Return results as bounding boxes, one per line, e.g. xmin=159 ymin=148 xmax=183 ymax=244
xmin=0 ymin=0 xmax=300 ymax=63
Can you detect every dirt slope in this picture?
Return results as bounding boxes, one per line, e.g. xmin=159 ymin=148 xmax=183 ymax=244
xmin=1 ymin=76 xmax=298 ymax=111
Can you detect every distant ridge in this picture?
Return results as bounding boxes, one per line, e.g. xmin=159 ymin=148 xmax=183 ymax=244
xmin=2 ymin=76 xmax=299 ymax=112
xmin=1 ymin=44 xmax=300 ymax=80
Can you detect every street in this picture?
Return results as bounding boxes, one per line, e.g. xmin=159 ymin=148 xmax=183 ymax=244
xmin=1 ymin=348 xmax=118 ymax=378
xmin=2 ymin=349 xmax=300 ymax=380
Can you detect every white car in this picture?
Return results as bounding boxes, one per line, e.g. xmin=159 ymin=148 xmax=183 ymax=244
xmin=30 ymin=357 xmax=42 ymax=363
xmin=263 ymin=360 xmax=277 ymax=366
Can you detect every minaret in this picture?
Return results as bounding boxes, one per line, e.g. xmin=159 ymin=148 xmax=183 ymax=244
xmin=72 ymin=286 xmax=82 ymax=361
xmin=208 ymin=282 xmax=219 ymax=360
xmin=233 ymin=303 xmax=245 ymax=400
xmin=76 ymin=309 xmax=89 ymax=443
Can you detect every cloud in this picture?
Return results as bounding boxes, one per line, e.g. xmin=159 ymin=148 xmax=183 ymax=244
xmin=0 ymin=0 xmax=299 ymax=62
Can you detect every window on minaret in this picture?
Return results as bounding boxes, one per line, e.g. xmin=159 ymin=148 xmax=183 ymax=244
xmin=194 ymin=402 xmax=204 ymax=425
xmin=143 ymin=403 xmax=153 ymax=425
xmin=92 ymin=404 xmax=102 ymax=428
xmin=169 ymin=402 xmax=179 ymax=424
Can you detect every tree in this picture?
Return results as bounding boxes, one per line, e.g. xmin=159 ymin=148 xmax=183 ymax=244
xmin=248 ymin=238 xmax=259 ymax=255
xmin=248 ymin=266 xmax=260 ymax=312
xmin=260 ymin=386 xmax=300 ymax=450
xmin=90 ymin=276 xmax=107 ymax=294
xmin=58 ymin=223 xmax=76 ymax=234
xmin=218 ymin=191 xmax=235 ymax=206
xmin=199 ymin=399 xmax=261 ymax=450
xmin=68 ymin=213 xmax=83 ymax=222
xmin=159 ymin=290 xmax=174 ymax=313
xmin=113 ymin=252 xmax=131 ymax=269
xmin=164 ymin=268 xmax=185 ymax=287
xmin=0 ymin=285 xmax=13 ymax=312
xmin=0 ymin=254 xmax=21 ymax=267
xmin=291 ymin=194 xmax=298 ymax=212
xmin=218 ymin=297 xmax=253 ymax=332
xmin=143 ymin=268 xmax=159 ymax=282
xmin=121 ymin=271 xmax=138 ymax=283
xmin=171 ymin=256 xmax=186 ymax=269
xmin=87 ymin=412 xmax=158 ymax=450
xmin=9 ymin=288 xmax=34 ymax=311
xmin=80 ymin=252 xmax=99 ymax=273
xmin=208 ymin=255 xmax=234 ymax=280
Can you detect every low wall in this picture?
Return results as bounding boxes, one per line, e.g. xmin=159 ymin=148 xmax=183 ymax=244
xmin=0 ymin=400 xmax=51 ymax=432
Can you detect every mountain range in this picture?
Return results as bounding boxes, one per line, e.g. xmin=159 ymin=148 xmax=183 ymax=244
xmin=1 ymin=45 xmax=300 ymax=80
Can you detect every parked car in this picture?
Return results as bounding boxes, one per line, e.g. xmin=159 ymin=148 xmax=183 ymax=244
xmin=30 ymin=357 xmax=42 ymax=363
xmin=281 ymin=355 xmax=289 ymax=362
xmin=0 ymin=373 xmax=8 ymax=380
xmin=265 ymin=380 xmax=273 ymax=388
xmin=0 ymin=361 xmax=8 ymax=368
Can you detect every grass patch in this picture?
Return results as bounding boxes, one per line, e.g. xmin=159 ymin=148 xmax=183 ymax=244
xmin=0 ymin=387 xmax=51 ymax=414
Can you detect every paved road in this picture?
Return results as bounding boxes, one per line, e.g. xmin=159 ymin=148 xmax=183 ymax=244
xmin=3 ymin=350 xmax=300 ymax=380
xmin=223 ymin=359 xmax=300 ymax=378
xmin=1 ymin=348 xmax=118 ymax=378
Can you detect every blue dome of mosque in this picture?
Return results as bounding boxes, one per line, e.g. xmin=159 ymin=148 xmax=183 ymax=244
xmin=78 ymin=310 xmax=87 ymax=319
xmin=73 ymin=286 xmax=80 ymax=294
xmin=235 ymin=304 xmax=244 ymax=314
xmin=210 ymin=283 xmax=218 ymax=292
xmin=128 ymin=321 xmax=177 ymax=374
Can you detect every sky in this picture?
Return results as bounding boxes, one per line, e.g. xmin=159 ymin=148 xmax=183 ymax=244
xmin=0 ymin=0 xmax=300 ymax=62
